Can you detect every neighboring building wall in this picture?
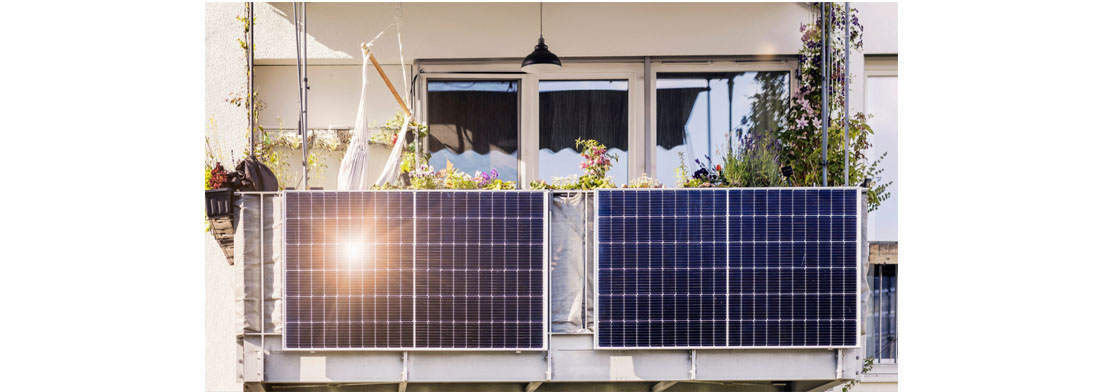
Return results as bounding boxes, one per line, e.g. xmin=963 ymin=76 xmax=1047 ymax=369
xmin=206 ymin=3 xmax=248 ymax=392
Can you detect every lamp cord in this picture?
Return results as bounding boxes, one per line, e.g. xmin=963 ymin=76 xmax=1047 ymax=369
xmin=540 ymin=2 xmax=543 ymax=39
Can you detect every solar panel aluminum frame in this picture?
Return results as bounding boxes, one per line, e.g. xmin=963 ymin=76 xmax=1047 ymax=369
xmin=592 ymin=187 xmax=862 ymax=350
xmin=281 ymin=190 xmax=551 ymax=352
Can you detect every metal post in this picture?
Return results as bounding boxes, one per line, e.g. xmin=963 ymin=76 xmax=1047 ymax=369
xmin=820 ymin=2 xmax=830 ymax=187
xmin=301 ymin=2 xmax=310 ymax=189
xmin=292 ymin=3 xmax=310 ymax=189
xmin=643 ymin=56 xmax=651 ymax=174
xmin=293 ymin=3 xmax=304 ymax=188
xmin=258 ymin=194 xmax=265 ymax=380
xmin=843 ymin=2 xmax=851 ymax=186
xmin=706 ymin=82 xmax=712 ymax=164
xmin=247 ymin=3 xmax=255 ymax=156
xmin=727 ymin=77 xmax=735 ymax=156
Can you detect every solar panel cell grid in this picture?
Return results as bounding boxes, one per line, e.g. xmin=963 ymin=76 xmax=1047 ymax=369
xmin=284 ymin=191 xmax=547 ymax=350
xmin=596 ymin=188 xmax=859 ymax=349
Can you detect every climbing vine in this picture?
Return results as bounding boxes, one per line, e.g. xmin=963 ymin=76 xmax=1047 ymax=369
xmin=778 ymin=3 xmax=891 ymax=210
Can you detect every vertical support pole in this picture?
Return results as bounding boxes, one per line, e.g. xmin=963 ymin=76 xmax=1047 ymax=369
xmin=836 ymin=348 xmax=843 ymax=379
xmin=293 ymin=2 xmax=310 ymax=189
xmin=706 ymin=83 xmax=712 ymax=164
xmin=727 ymin=77 xmax=735 ymax=156
xmin=843 ymin=2 xmax=851 ymax=186
xmin=643 ymin=56 xmax=652 ymax=176
xmin=689 ymin=349 xmax=697 ymax=380
xmin=582 ymin=191 xmax=588 ymax=330
xmin=399 ymin=351 xmax=409 ymax=392
xmin=820 ymin=2 xmax=830 ymax=187
xmin=247 ymin=3 xmax=255 ymax=156
xmin=545 ymin=349 xmax=552 ymax=381
xmin=258 ymin=194 xmax=265 ymax=381
xmin=301 ymin=2 xmax=310 ymax=189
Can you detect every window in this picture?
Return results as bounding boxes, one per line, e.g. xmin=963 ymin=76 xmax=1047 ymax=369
xmin=865 ymin=58 xmax=898 ymax=242
xmin=426 ymin=79 xmax=520 ymax=181
xmin=868 ymin=263 xmax=897 ymax=363
xmin=539 ymin=80 xmax=629 ymax=184
xmin=417 ymin=61 xmax=791 ymax=188
xmin=654 ymin=71 xmax=790 ymax=187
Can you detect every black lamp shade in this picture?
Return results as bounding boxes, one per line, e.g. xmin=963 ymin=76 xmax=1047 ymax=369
xmin=521 ymin=37 xmax=561 ymax=73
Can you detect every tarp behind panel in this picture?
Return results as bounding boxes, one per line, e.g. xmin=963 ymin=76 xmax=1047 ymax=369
xmin=549 ymin=192 xmax=595 ymax=333
xmin=234 ymin=193 xmax=283 ymax=335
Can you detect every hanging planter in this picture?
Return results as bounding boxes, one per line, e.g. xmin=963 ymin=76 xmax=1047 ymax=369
xmin=206 ymin=161 xmax=236 ymax=264
xmin=205 ymin=188 xmax=236 ymax=265
xmin=205 ymin=188 xmax=234 ymax=218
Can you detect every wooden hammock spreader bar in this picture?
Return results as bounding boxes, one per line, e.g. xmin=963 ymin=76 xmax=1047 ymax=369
xmin=362 ymin=42 xmax=411 ymax=117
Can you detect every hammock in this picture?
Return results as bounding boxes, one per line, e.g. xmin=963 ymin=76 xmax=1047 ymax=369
xmin=337 ymin=19 xmax=411 ymax=190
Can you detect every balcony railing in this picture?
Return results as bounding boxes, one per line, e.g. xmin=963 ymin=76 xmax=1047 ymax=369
xmin=228 ymin=189 xmax=872 ymax=385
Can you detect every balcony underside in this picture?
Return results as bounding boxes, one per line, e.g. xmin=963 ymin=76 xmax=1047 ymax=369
xmin=244 ymin=333 xmax=858 ymax=390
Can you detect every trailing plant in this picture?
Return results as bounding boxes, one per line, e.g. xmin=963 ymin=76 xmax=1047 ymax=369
xmin=779 ymin=4 xmax=891 ymax=210
xmin=840 ymin=357 xmax=875 ymax=392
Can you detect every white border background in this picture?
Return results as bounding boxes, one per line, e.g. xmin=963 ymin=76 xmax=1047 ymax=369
xmin=3 ymin=1 xmax=1104 ymax=391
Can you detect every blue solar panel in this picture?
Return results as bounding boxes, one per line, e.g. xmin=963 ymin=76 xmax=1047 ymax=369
xmin=284 ymin=191 xmax=547 ymax=350
xmin=595 ymin=188 xmax=859 ymax=349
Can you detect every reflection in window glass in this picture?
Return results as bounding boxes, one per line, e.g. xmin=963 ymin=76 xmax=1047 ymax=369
xmin=427 ymin=80 xmax=519 ymax=181
xmin=867 ymin=264 xmax=897 ymax=363
xmin=539 ymin=80 xmax=629 ymax=185
xmin=655 ymin=72 xmax=789 ymax=186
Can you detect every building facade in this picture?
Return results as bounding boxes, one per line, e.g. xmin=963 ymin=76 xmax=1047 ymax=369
xmin=205 ymin=3 xmax=899 ymax=391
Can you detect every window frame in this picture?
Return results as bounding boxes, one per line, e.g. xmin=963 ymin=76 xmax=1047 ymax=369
xmin=417 ymin=73 xmax=525 ymax=183
xmin=416 ymin=59 xmax=796 ymax=187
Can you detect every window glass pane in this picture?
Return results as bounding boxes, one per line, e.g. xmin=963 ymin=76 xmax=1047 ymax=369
xmin=427 ymin=80 xmax=519 ymax=181
xmin=539 ymin=80 xmax=629 ymax=185
xmin=866 ymin=76 xmax=898 ymax=241
xmin=655 ymin=72 xmax=789 ymax=186
xmin=866 ymin=264 xmax=897 ymax=362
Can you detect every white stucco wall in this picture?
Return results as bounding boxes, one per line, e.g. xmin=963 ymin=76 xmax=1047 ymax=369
xmin=252 ymin=2 xmax=897 ymax=64
xmin=206 ymin=3 xmax=248 ymax=392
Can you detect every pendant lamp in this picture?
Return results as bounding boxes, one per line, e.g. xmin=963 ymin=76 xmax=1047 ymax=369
xmin=521 ymin=2 xmax=561 ymax=73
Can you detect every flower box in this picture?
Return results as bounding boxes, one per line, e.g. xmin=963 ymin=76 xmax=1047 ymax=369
xmin=205 ymin=188 xmax=234 ymax=218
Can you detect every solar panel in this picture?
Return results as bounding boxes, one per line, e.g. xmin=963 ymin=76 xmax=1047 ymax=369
xmin=283 ymin=190 xmax=548 ymax=350
xmin=595 ymin=188 xmax=859 ymax=349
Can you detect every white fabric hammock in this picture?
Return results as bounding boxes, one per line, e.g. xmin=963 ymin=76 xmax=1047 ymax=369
xmin=337 ymin=22 xmax=411 ymax=190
